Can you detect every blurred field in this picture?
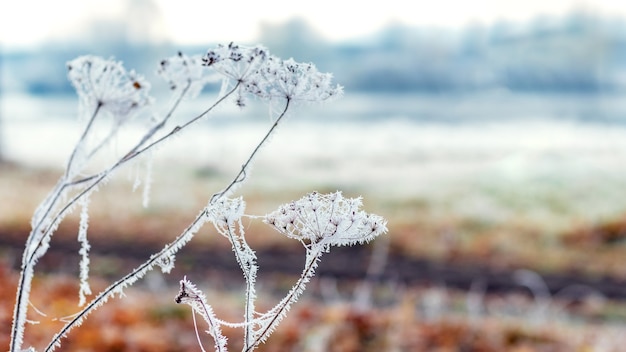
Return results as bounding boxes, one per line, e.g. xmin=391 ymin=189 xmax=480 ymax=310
xmin=4 ymin=115 xmax=626 ymax=277
xmin=2 ymin=152 xmax=626 ymax=350
xmin=2 ymin=261 xmax=626 ymax=351
xmin=3 ymin=90 xmax=626 ymax=350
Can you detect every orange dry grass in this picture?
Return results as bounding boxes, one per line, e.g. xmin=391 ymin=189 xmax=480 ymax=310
xmin=0 ymin=263 xmax=200 ymax=351
xmin=3 ymin=258 xmax=625 ymax=352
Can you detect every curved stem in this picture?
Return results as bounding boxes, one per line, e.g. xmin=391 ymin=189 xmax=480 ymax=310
xmin=247 ymin=248 xmax=323 ymax=351
xmin=10 ymin=102 xmax=102 ymax=352
xmin=225 ymin=223 xmax=257 ymax=349
xmin=210 ymin=98 xmax=291 ymax=204
xmin=25 ymin=82 xmax=239 ymax=282
xmin=27 ymin=102 xmax=102 ymax=252
xmin=44 ymin=208 xmax=209 ymax=352
xmin=65 ymin=102 xmax=103 ymax=179
xmin=12 ymin=81 xmax=238 ymax=352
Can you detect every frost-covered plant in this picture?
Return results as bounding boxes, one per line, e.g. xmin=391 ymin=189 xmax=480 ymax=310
xmin=10 ymin=43 xmax=386 ymax=352
xmin=182 ymin=192 xmax=387 ymax=351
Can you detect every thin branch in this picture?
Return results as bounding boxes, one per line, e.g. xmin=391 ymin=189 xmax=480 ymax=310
xmin=44 ymin=208 xmax=210 ymax=352
xmin=23 ymin=82 xmax=239 ymax=283
xmin=247 ymin=248 xmax=323 ymax=351
xmin=210 ymin=98 xmax=291 ymax=204
xmin=12 ymin=80 xmax=236 ymax=352
xmin=225 ymin=221 xmax=257 ymax=349
xmin=10 ymin=101 xmax=102 ymax=352
xmin=192 ymin=311 xmax=208 ymax=352
xmin=121 ymin=82 xmax=239 ymax=163
xmin=26 ymin=102 xmax=102 ymax=252
xmin=64 ymin=102 xmax=103 ymax=179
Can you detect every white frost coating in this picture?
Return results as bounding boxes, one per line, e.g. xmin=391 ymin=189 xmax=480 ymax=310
xmin=156 ymin=253 xmax=175 ymax=274
xmin=176 ymin=278 xmax=228 ymax=352
xmin=43 ymin=208 xmax=211 ymax=352
xmin=188 ymin=192 xmax=386 ymax=351
xmin=206 ymin=197 xmax=259 ymax=349
xmin=246 ymin=57 xmax=343 ymax=104
xmin=11 ymin=265 xmax=33 ymax=350
xmin=252 ymin=248 xmax=323 ymax=347
xmin=203 ymin=43 xmax=269 ymax=108
xmin=203 ymin=43 xmax=342 ymax=108
xmin=265 ymin=191 xmax=387 ymax=248
xmin=77 ymin=197 xmax=92 ymax=306
xmin=157 ymin=52 xmax=217 ymax=99
xmin=67 ymin=56 xmax=153 ymax=120
xmin=206 ymin=197 xmax=246 ymax=236
xmin=142 ymin=150 xmax=154 ymax=208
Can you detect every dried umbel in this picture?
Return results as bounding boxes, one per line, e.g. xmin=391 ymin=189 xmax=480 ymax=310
xmin=265 ymin=191 xmax=387 ymax=249
xmin=67 ymin=56 xmax=152 ymax=120
xmin=158 ymin=51 xmax=217 ymax=98
xmin=11 ymin=43 xmax=384 ymax=352
xmin=203 ymin=42 xmax=343 ymax=107
xmin=245 ymin=57 xmax=343 ymax=103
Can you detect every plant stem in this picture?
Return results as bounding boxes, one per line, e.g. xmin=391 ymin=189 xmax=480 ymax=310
xmin=225 ymin=223 xmax=257 ymax=349
xmin=210 ymin=98 xmax=291 ymax=204
xmin=12 ymin=81 xmax=238 ymax=352
xmin=24 ymin=82 xmax=237 ymax=287
xmin=247 ymin=248 xmax=323 ymax=351
xmin=10 ymin=102 xmax=102 ymax=352
xmin=44 ymin=208 xmax=210 ymax=352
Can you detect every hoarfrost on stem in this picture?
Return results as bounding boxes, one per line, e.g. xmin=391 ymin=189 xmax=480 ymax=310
xmin=176 ymin=192 xmax=387 ymax=351
xmin=175 ymin=277 xmax=228 ymax=352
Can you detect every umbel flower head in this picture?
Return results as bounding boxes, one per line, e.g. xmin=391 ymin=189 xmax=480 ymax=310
xmin=67 ymin=56 xmax=152 ymax=119
xmin=157 ymin=51 xmax=217 ymax=99
xmin=245 ymin=56 xmax=343 ymax=103
xmin=203 ymin=42 xmax=269 ymax=81
xmin=265 ymin=191 xmax=387 ymax=249
xmin=203 ymin=43 xmax=343 ymax=107
xmin=206 ymin=196 xmax=246 ymax=236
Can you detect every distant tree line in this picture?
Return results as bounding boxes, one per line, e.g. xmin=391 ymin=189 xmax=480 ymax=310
xmin=3 ymin=11 xmax=626 ymax=95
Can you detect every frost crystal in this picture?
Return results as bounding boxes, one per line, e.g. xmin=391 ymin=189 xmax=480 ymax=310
xmin=203 ymin=43 xmax=269 ymax=107
xmin=77 ymin=198 xmax=92 ymax=306
xmin=203 ymin=43 xmax=268 ymax=82
xmin=202 ymin=43 xmax=342 ymax=107
xmin=156 ymin=253 xmax=175 ymax=274
xmin=265 ymin=191 xmax=387 ymax=248
xmin=176 ymin=278 xmax=228 ymax=352
xmin=206 ymin=196 xmax=246 ymax=235
xmin=157 ymin=52 xmax=217 ymax=98
xmin=246 ymin=57 xmax=343 ymax=103
xmin=67 ymin=56 xmax=152 ymax=119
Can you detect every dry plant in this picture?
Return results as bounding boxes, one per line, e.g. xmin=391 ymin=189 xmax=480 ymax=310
xmin=9 ymin=43 xmax=387 ymax=352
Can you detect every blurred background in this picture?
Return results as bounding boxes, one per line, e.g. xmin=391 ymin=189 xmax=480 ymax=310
xmin=2 ymin=0 xmax=626 ymax=350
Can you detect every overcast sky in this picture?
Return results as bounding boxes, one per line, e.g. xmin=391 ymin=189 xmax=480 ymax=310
xmin=1 ymin=0 xmax=623 ymax=49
